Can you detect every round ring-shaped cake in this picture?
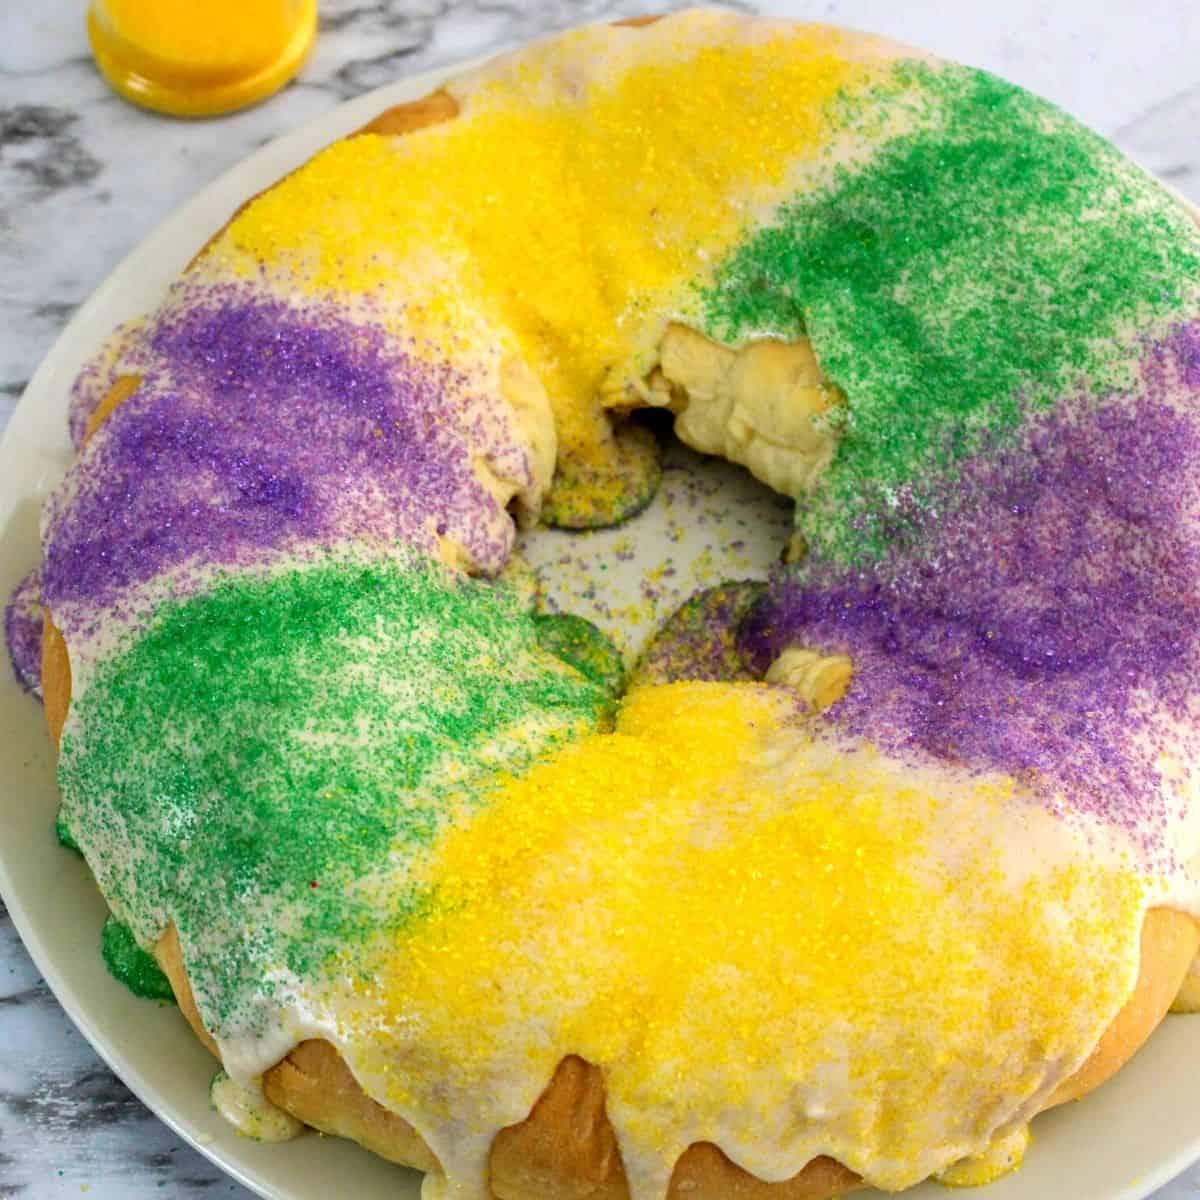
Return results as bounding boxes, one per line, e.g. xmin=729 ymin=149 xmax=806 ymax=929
xmin=9 ymin=9 xmax=1200 ymax=1198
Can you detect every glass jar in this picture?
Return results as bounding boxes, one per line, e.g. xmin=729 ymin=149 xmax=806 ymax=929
xmin=87 ymin=0 xmax=317 ymax=117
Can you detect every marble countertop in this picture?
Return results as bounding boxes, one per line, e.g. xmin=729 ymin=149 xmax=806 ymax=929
xmin=2 ymin=1 xmax=1199 ymax=1196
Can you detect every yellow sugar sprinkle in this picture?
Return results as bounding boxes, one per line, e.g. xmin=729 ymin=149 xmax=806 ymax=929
xmin=215 ymin=19 xmax=867 ymax=459
xmin=350 ymin=681 xmax=1146 ymax=1187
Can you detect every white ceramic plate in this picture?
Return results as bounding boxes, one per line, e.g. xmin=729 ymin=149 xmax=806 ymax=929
xmin=3 ymin=52 xmax=1200 ymax=1200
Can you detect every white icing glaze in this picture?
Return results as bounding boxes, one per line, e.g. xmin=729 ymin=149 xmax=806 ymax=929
xmin=42 ymin=9 xmax=1200 ymax=1197
xmin=210 ymin=1070 xmax=302 ymax=1142
xmin=198 ymin=719 xmax=1169 ymax=1200
xmin=936 ymin=1124 xmax=1030 ymax=1188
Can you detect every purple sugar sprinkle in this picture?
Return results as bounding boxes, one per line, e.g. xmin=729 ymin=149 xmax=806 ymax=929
xmin=741 ymin=323 xmax=1200 ymax=857
xmin=4 ymin=567 xmax=43 ymax=700
xmin=44 ymin=289 xmax=524 ymax=628
xmin=68 ymin=369 xmax=104 ymax=451
xmin=634 ymin=581 xmax=764 ymax=688
xmin=67 ymin=320 xmax=146 ymax=450
xmin=1149 ymin=319 xmax=1200 ymax=391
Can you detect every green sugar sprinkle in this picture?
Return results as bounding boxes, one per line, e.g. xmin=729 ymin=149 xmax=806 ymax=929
xmin=55 ymin=809 xmax=82 ymax=854
xmin=533 ymin=613 xmax=626 ymax=694
xmin=60 ymin=553 xmax=617 ymax=1037
xmin=541 ymin=423 xmax=663 ymax=530
xmin=702 ymin=62 xmax=1200 ymax=563
xmin=101 ymin=915 xmax=176 ymax=1003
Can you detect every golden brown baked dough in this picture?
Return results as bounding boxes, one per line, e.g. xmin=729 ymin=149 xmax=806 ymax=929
xmin=357 ymin=88 xmax=460 ymax=138
xmin=1046 ymin=908 xmax=1200 ymax=1109
xmin=43 ymin=24 xmax=1200 ymax=1193
xmin=42 ymin=602 xmax=1200 ymax=1197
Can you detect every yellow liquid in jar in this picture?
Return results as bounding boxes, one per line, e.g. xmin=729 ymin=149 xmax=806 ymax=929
xmin=87 ymin=0 xmax=317 ymax=117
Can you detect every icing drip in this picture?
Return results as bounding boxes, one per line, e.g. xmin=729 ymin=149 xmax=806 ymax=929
xmin=631 ymin=580 xmax=763 ymax=687
xmin=57 ymin=552 xmax=617 ymax=1040
xmin=24 ymin=10 xmax=1200 ymax=1193
xmin=532 ymin=612 xmax=626 ymax=694
xmin=936 ymin=1125 xmax=1030 ymax=1187
xmin=210 ymin=1071 xmax=302 ymax=1142
xmin=343 ymin=683 xmax=1147 ymax=1197
xmin=4 ymin=567 xmax=42 ymax=700
xmin=740 ymin=345 xmax=1200 ymax=863
xmin=101 ymin=916 xmax=175 ymax=1003
xmin=539 ymin=421 xmax=663 ymax=530
xmin=55 ymin=810 xmax=81 ymax=854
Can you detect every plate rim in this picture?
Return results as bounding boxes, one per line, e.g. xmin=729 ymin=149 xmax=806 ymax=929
xmin=3 ymin=35 xmax=1200 ymax=1200
xmin=0 ymin=50 xmax=494 ymax=1200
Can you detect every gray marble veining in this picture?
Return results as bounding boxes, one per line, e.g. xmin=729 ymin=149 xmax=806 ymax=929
xmin=1 ymin=1 xmax=1198 ymax=1196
